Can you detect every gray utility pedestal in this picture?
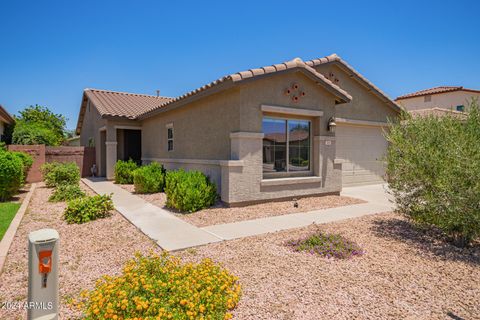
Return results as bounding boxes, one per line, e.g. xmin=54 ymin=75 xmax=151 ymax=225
xmin=28 ymin=229 xmax=59 ymax=320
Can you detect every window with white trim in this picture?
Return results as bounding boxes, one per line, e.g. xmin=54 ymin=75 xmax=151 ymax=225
xmin=166 ymin=123 xmax=174 ymax=151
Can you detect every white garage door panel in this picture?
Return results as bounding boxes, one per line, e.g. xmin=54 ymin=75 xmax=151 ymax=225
xmin=336 ymin=124 xmax=387 ymax=186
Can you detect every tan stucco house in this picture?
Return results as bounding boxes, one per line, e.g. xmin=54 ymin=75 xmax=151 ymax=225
xmin=0 ymin=105 xmax=14 ymax=142
xmin=76 ymin=54 xmax=401 ymax=205
xmin=396 ymin=86 xmax=480 ymax=113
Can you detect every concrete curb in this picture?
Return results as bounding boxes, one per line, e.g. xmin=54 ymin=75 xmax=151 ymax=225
xmin=0 ymin=183 xmax=37 ymax=274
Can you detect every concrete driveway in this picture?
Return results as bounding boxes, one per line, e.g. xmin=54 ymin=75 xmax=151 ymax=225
xmin=341 ymin=183 xmax=394 ymax=209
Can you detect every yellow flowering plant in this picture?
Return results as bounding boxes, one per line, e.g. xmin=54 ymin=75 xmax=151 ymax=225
xmin=77 ymin=252 xmax=241 ymax=320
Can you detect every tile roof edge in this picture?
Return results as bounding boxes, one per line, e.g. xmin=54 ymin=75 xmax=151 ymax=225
xmin=84 ymin=88 xmax=173 ymax=100
xmin=0 ymin=104 xmax=15 ymax=123
xmin=139 ymin=57 xmax=353 ymax=119
xmin=395 ymin=86 xmax=480 ymax=100
xmin=305 ymin=54 xmax=403 ymax=112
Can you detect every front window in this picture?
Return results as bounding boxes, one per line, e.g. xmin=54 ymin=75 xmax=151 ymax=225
xmin=263 ymin=117 xmax=310 ymax=175
xmin=167 ymin=124 xmax=174 ymax=151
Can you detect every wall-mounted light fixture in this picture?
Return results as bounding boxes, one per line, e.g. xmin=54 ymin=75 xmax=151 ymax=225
xmin=327 ymin=117 xmax=336 ymax=133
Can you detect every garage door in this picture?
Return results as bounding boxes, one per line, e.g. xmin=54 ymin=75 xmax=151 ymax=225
xmin=336 ymin=124 xmax=388 ymax=186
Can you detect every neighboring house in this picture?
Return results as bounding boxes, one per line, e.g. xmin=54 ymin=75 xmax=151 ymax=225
xmin=76 ymin=54 xmax=401 ymax=205
xmin=64 ymin=136 xmax=81 ymax=146
xmin=0 ymin=105 xmax=15 ymax=142
xmin=409 ymin=107 xmax=467 ymax=119
xmin=395 ymin=86 xmax=480 ymax=112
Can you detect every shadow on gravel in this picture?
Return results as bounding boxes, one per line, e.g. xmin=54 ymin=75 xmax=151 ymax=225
xmin=371 ymin=217 xmax=480 ymax=266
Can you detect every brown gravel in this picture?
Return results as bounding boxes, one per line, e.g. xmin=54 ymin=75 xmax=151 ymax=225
xmin=175 ymin=212 xmax=480 ymax=320
xmin=118 ymin=184 xmax=365 ymax=227
xmin=0 ymin=182 xmax=160 ymax=319
xmin=2 ymin=183 xmax=479 ymax=319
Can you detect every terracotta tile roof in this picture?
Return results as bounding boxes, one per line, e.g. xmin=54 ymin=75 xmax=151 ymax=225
xmin=138 ymin=57 xmax=352 ymax=119
xmin=0 ymin=105 xmax=14 ymax=124
xmin=84 ymin=89 xmax=172 ymax=119
xmin=396 ymin=86 xmax=480 ymax=100
xmin=409 ymin=107 xmax=467 ymax=119
xmin=77 ymin=54 xmax=400 ymax=133
xmin=305 ymin=54 xmax=402 ymax=112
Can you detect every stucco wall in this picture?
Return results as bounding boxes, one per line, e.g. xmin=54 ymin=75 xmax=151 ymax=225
xmin=141 ymin=70 xmax=343 ymax=204
xmin=220 ymin=71 xmax=341 ymax=204
xmin=313 ymin=63 xmax=398 ymax=122
xmin=237 ymin=71 xmax=337 ymax=135
xmin=397 ymin=91 xmax=480 ymax=111
xmin=79 ymin=100 xmax=140 ymax=177
xmin=141 ymin=88 xmax=241 ymax=161
xmin=79 ymin=101 xmax=107 ymax=175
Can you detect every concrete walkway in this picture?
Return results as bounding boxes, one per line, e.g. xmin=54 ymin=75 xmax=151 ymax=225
xmin=83 ymin=178 xmax=222 ymax=251
xmin=202 ymin=184 xmax=393 ymax=240
xmin=84 ymin=178 xmax=394 ymax=250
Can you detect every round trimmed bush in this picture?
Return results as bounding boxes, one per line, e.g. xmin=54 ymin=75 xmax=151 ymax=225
xmin=42 ymin=162 xmax=80 ymax=188
xmin=132 ymin=162 xmax=166 ymax=194
xmin=11 ymin=151 xmax=33 ymax=185
xmin=114 ymin=159 xmax=138 ymax=184
xmin=165 ymin=169 xmax=217 ymax=213
xmin=49 ymin=183 xmax=86 ymax=202
xmin=64 ymin=194 xmax=114 ymax=224
xmin=0 ymin=150 xmax=24 ymax=201
xmin=77 ymin=252 xmax=241 ymax=320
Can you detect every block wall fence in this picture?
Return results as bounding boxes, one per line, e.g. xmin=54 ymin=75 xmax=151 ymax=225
xmin=7 ymin=145 xmax=95 ymax=182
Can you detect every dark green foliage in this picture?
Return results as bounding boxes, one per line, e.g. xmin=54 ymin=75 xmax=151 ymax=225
xmin=11 ymin=151 xmax=33 ymax=184
xmin=42 ymin=162 xmax=80 ymax=188
xmin=386 ymin=100 xmax=480 ymax=247
xmin=12 ymin=105 xmax=66 ymax=146
xmin=0 ymin=150 xmax=24 ymax=201
xmin=12 ymin=121 xmax=61 ymax=146
xmin=165 ymin=169 xmax=217 ymax=213
xmin=1 ymin=123 xmax=14 ymax=144
xmin=133 ymin=162 xmax=166 ymax=194
xmin=114 ymin=159 xmax=138 ymax=184
xmin=64 ymin=194 xmax=114 ymax=224
xmin=49 ymin=184 xmax=86 ymax=202
xmin=287 ymin=231 xmax=364 ymax=259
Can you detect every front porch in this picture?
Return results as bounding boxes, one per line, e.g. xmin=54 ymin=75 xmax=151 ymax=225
xmin=100 ymin=125 xmax=142 ymax=179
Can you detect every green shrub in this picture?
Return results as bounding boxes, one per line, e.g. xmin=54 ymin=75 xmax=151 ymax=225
xmin=42 ymin=162 xmax=80 ymax=188
xmin=0 ymin=150 xmax=24 ymax=201
xmin=11 ymin=151 xmax=33 ymax=184
xmin=64 ymin=194 xmax=114 ymax=224
xmin=49 ymin=184 xmax=86 ymax=202
xmin=165 ymin=169 xmax=217 ymax=212
xmin=114 ymin=159 xmax=138 ymax=184
xmin=77 ymin=252 xmax=241 ymax=320
xmin=386 ymin=100 xmax=480 ymax=247
xmin=287 ymin=231 xmax=364 ymax=259
xmin=132 ymin=162 xmax=166 ymax=194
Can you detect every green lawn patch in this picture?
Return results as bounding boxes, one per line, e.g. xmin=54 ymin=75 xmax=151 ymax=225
xmin=0 ymin=202 xmax=21 ymax=240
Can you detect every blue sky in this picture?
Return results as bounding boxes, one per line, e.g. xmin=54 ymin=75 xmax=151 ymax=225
xmin=0 ymin=0 xmax=478 ymax=129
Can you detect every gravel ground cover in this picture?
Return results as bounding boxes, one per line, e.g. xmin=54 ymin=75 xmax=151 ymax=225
xmin=175 ymin=212 xmax=480 ymax=320
xmin=0 ymin=182 xmax=160 ymax=319
xmin=118 ymin=184 xmax=365 ymax=227
xmin=2 ymin=183 xmax=478 ymax=319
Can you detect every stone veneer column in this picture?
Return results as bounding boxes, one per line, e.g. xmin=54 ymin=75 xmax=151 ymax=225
xmin=105 ymin=141 xmax=117 ymax=180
